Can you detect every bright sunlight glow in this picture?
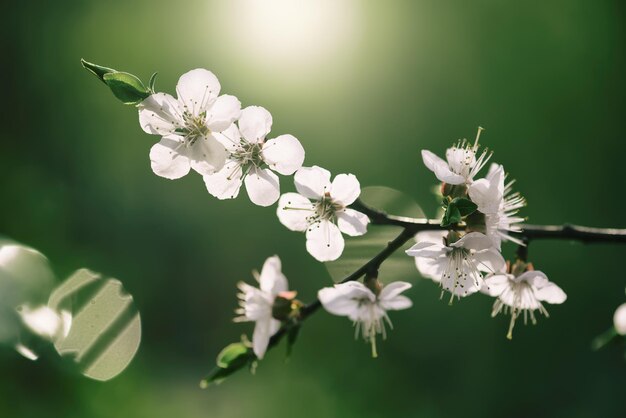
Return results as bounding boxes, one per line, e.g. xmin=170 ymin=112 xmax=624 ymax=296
xmin=213 ymin=0 xmax=362 ymax=71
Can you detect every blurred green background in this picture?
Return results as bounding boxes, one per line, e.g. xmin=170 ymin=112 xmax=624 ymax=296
xmin=2 ymin=0 xmax=626 ymax=416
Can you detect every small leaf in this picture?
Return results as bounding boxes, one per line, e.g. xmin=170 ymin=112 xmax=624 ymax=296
xmin=441 ymin=205 xmax=461 ymax=227
xmin=81 ymin=59 xmax=116 ymax=84
xmin=216 ymin=342 xmax=250 ymax=368
xmin=148 ymin=72 xmax=158 ymax=93
xmin=451 ymin=197 xmax=478 ymax=217
xmin=102 ymin=72 xmax=150 ymax=105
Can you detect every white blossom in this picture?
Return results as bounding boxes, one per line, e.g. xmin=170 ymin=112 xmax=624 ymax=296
xmin=277 ymin=166 xmax=370 ymax=262
xmin=203 ymin=106 xmax=305 ymax=206
xmin=234 ymin=255 xmax=290 ymax=359
xmin=318 ymin=281 xmax=412 ymax=357
xmin=614 ymin=303 xmax=626 ymax=335
xmin=138 ymin=69 xmax=241 ymax=179
xmin=18 ymin=305 xmax=71 ymax=341
xmin=421 ymin=137 xmax=491 ymax=185
xmin=482 ymin=265 xmax=567 ymax=339
xmin=469 ymin=163 xmax=526 ymax=250
xmin=406 ymin=231 xmax=505 ymax=302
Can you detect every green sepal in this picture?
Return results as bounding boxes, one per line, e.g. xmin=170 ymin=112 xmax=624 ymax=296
xmin=148 ymin=72 xmax=158 ymax=93
xmin=441 ymin=197 xmax=478 ymax=227
xmin=591 ymin=326 xmax=619 ymax=351
xmin=80 ymin=58 xmax=116 ymax=84
xmin=200 ymin=341 xmax=255 ymax=388
xmin=102 ymin=72 xmax=150 ymax=105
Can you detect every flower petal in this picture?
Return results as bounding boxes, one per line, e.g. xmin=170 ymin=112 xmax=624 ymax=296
xmin=277 ymin=193 xmax=314 ymax=232
xmin=453 ymin=232 xmax=493 ymax=251
xmin=244 ymin=167 xmax=280 ymax=207
xmin=138 ymin=93 xmax=181 ymax=135
xmin=330 ymin=173 xmax=361 ymax=206
xmin=414 ymin=256 xmax=446 ymax=282
xmin=337 ymin=209 xmax=369 ymax=236
xmin=422 ymin=150 xmax=465 ymax=184
xmin=379 ymin=281 xmax=412 ymax=302
xmin=252 ymin=318 xmax=272 ymax=359
xmin=262 ymin=135 xmax=305 ymax=175
xmin=213 ymin=123 xmax=243 ymax=153
xmin=203 ymin=161 xmax=243 ymax=199
xmin=189 ymin=135 xmax=228 ymax=175
xmin=238 ymin=106 xmax=273 ymax=143
xmin=405 ymin=241 xmax=447 ymax=259
xmin=468 ymin=165 xmax=504 ymax=214
xmin=176 ymin=68 xmax=220 ymax=114
xmin=522 ymin=271 xmax=567 ymax=304
xmin=473 ymin=248 xmax=506 ymax=274
xmin=481 ymin=273 xmax=511 ymax=297
xmin=259 ymin=255 xmax=288 ymax=295
xmin=149 ymin=136 xmax=191 ymax=179
xmin=206 ymin=94 xmax=242 ymax=132
xmin=380 ymin=295 xmax=413 ymax=311
xmin=318 ymin=282 xmax=374 ymax=317
xmin=305 ymin=220 xmax=344 ymax=262
xmin=421 ymin=150 xmax=447 ymax=172
xmin=294 ymin=166 xmax=331 ymax=199
xmin=613 ymin=303 xmax=626 ymax=335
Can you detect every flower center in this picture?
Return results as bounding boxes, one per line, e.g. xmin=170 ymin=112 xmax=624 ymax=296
xmin=176 ymin=111 xmax=209 ymax=146
xmin=314 ymin=196 xmax=343 ymax=222
xmin=231 ymin=142 xmax=265 ymax=169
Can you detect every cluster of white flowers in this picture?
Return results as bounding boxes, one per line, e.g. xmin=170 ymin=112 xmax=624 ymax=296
xmin=136 ymin=69 xmax=570 ymax=358
xmin=138 ymin=69 xmax=369 ymax=261
xmin=406 ymin=134 xmax=567 ymax=337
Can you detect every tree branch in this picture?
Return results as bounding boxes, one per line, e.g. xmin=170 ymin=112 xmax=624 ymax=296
xmin=265 ymin=198 xmax=626 ymax=356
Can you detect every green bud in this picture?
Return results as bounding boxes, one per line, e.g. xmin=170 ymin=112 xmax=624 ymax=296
xmin=102 ymin=72 xmax=150 ymax=105
xmin=80 ymin=58 xmax=116 ymax=84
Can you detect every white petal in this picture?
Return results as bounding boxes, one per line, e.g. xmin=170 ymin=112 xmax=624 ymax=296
xmin=238 ymin=106 xmax=273 ymax=143
xmin=252 ymin=318 xmax=272 ymax=359
xmin=337 ymin=209 xmax=369 ymax=236
xmin=277 ymin=193 xmax=314 ymax=232
xmin=380 ymin=295 xmax=413 ymax=311
xmin=330 ymin=174 xmax=361 ymax=206
xmin=523 ymin=271 xmax=567 ymax=304
xmin=421 ymin=150 xmax=447 ymax=172
xmin=415 ymin=230 xmax=447 ymax=245
xmin=481 ymin=274 xmax=511 ymax=297
xmin=189 ymin=135 xmax=228 ymax=175
xmin=18 ymin=305 xmax=62 ymax=339
xmin=405 ymin=241 xmax=447 ymax=259
xmin=468 ymin=166 xmax=504 ymax=214
xmin=259 ymin=255 xmax=288 ymax=295
xmin=206 ymin=94 xmax=242 ymax=132
xmin=318 ymin=282 xmax=374 ymax=317
xmin=305 ymin=220 xmax=345 ymax=262
xmin=294 ymin=166 xmax=331 ymax=199
xmin=213 ymin=123 xmax=243 ymax=152
xmin=453 ymin=232 xmax=494 ymax=251
xmin=262 ymin=135 xmax=305 ymax=175
xmin=473 ymin=248 xmax=506 ymax=274
xmin=176 ymin=69 xmax=220 ymax=114
xmin=244 ymin=167 xmax=280 ymax=207
xmin=379 ymin=281 xmax=412 ymax=302
xmin=138 ymin=93 xmax=181 ymax=135
xmin=203 ymin=161 xmax=243 ymax=199
xmin=15 ymin=343 xmax=38 ymax=361
xmin=414 ymin=256 xmax=446 ymax=282
xmin=149 ymin=136 xmax=191 ymax=179
xmin=614 ymin=303 xmax=626 ymax=335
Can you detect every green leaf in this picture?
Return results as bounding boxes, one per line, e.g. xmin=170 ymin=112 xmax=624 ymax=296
xmin=441 ymin=205 xmax=461 ymax=227
xmin=441 ymin=197 xmax=477 ymax=227
xmin=325 ymin=186 xmax=424 ymax=283
xmin=48 ymin=269 xmax=142 ymax=382
xmin=102 ymin=72 xmax=150 ymax=105
xmin=81 ymin=58 xmax=116 ymax=83
xmin=451 ymin=197 xmax=478 ymax=217
xmin=216 ymin=342 xmax=250 ymax=368
xmin=591 ymin=326 xmax=618 ymax=351
xmin=201 ymin=342 xmax=254 ymax=387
